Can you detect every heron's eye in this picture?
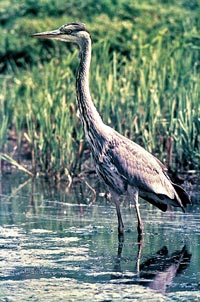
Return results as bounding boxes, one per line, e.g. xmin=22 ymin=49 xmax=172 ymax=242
xmin=60 ymin=26 xmax=72 ymax=34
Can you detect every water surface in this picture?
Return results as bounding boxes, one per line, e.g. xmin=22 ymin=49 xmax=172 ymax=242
xmin=0 ymin=173 xmax=199 ymax=301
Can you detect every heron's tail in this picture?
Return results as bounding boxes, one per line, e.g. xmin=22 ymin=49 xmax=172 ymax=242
xmin=172 ymin=183 xmax=192 ymax=210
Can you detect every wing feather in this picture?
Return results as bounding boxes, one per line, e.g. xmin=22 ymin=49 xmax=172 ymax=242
xmin=106 ymin=131 xmax=175 ymax=199
xmin=96 ymin=127 xmax=190 ymax=210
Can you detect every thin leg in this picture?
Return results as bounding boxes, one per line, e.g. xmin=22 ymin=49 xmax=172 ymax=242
xmin=111 ymin=191 xmax=124 ymax=236
xmin=136 ymin=239 xmax=143 ymax=276
xmin=128 ymin=187 xmax=143 ymax=241
xmin=135 ymin=196 xmax=143 ymax=241
xmin=113 ymin=235 xmax=124 ymax=272
xmin=116 ymin=199 xmax=124 ymax=235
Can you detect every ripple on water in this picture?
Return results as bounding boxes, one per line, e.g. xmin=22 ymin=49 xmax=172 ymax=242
xmin=0 ymin=175 xmax=199 ymax=302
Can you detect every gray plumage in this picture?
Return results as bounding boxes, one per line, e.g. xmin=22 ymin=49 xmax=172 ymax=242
xmin=32 ymin=23 xmax=191 ymax=239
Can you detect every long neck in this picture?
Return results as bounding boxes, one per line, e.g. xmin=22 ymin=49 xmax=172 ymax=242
xmin=76 ymin=37 xmax=104 ymax=143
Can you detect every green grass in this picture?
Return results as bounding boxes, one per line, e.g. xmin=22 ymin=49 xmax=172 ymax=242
xmin=0 ymin=0 xmax=199 ymax=179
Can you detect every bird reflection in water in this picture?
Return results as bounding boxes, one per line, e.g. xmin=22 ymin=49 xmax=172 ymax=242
xmin=112 ymin=244 xmax=191 ymax=293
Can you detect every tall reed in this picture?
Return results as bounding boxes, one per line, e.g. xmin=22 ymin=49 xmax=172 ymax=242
xmin=0 ymin=27 xmax=199 ymax=178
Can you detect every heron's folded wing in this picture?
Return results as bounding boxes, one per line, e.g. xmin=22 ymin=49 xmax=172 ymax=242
xmin=106 ymin=133 xmax=175 ymax=199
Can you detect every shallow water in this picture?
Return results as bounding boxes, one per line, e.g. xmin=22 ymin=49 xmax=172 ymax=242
xmin=0 ymin=173 xmax=199 ymax=301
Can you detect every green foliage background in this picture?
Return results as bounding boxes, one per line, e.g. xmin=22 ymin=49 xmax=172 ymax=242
xmin=0 ymin=0 xmax=200 ymax=179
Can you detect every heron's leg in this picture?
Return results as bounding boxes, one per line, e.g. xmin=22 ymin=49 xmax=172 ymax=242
xmin=135 ymin=195 xmax=143 ymax=241
xmin=136 ymin=239 xmax=143 ymax=276
xmin=111 ymin=191 xmax=124 ymax=238
xmin=116 ymin=201 xmax=124 ymax=234
xmin=113 ymin=235 xmax=124 ymax=272
xmin=129 ymin=187 xmax=143 ymax=241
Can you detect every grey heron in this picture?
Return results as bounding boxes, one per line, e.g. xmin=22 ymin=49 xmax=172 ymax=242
xmin=31 ymin=22 xmax=191 ymax=240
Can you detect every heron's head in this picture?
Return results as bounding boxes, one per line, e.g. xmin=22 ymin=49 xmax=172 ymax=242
xmin=31 ymin=22 xmax=90 ymax=45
